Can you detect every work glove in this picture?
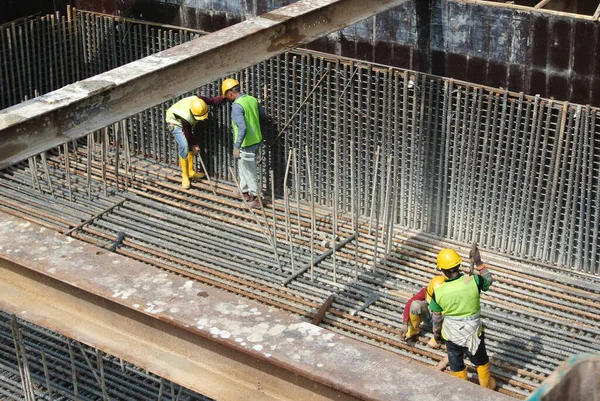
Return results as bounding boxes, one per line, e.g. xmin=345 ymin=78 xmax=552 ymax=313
xmin=469 ymin=244 xmax=483 ymax=267
xmin=427 ymin=337 xmax=441 ymax=349
xmin=233 ymin=148 xmax=241 ymax=159
xmin=434 ymin=333 xmax=442 ymax=344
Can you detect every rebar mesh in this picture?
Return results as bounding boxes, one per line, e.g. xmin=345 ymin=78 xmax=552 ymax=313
xmin=0 ymin=310 xmax=211 ymax=400
xmin=1 ymin=10 xmax=599 ymax=274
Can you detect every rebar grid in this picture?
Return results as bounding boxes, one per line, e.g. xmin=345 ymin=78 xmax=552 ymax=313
xmin=1 ymin=145 xmax=599 ymax=399
xmin=0 ymin=311 xmax=212 ymax=401
xmin=1 ymin=9 xmax=599 ymax=272
xmin=0 ymin=7 xmax=202 ymax=109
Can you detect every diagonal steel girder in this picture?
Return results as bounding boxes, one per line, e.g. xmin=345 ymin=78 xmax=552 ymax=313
xmin=0 ymin=0 xmax=408 ymax=169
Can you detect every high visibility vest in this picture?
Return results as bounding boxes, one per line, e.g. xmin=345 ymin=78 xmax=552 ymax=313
xmin=166 ymin=97 xmax=198 ymax=128
xmin=232 ymin=95 xmax=262 ymax=148
xmin=434 ymin=275 xmax=481 ymax=318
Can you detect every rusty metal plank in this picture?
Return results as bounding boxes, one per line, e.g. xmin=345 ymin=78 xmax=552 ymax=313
xmin=312 ymin=294 xmax=335 ymax=325
xmin=0 ymin=0 xmax=409 ymax=168
xmin=0 ymin=211 xmax=513 ymax=401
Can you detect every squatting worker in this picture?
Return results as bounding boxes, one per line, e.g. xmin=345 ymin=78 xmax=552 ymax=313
xmin=199 ymin=78 xmax=265 ymax=209
xmin=165 ymin=96 xmax=209 ymax=189
xmin=429 ymin=246 xmax=496 ymax=390
xmin=403 ymin=275 xmax=446 ymax=348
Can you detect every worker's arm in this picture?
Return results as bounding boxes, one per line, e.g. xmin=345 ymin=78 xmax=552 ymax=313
xmin=474 ymin=267 xmax=492 ymax=292
xmin=197 ymin=94 xmax=226 ymax=106
xmin=429 ymin=295 xmax=443 ymax=342
xmin=178 ymin=118 xmax=198 ymax=149
xmin=402 ymin=287 xmax=427 ymax=323
xmin=232 ymin=103 xmax=246 ymax=149
xmin=471 ymin=246 xmax=493 ymax=288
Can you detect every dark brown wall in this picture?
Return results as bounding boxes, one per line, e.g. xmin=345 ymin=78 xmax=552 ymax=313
xmin=0 ymin=0 xmax=70 ymax=24
xmin=3 ymin=0 xmax=599 ymax=106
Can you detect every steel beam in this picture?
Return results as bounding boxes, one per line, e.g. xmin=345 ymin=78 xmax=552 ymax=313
xmin=0 ymin=0 xmax=408 ymax=168
xmin=0 ymin=211 xmax=512 ymax=401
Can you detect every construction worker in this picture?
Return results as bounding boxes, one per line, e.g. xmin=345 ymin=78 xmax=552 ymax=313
xmin=165 ymin=96 xmax=208 ymax=189
xmin=403 ymin=275 xmax=446 ymax=348
xmin=429 ymin=246 xmax=496 ymax=390
xmin=199 ymin=78 xmax=265 ymax=208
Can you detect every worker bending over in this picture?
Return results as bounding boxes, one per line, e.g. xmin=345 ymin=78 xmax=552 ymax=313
xmin=429 ymin=246 xmax=496 ymax=390
xmin=403 ymin=275 xmax=446 ymax=348
xmin=199 ymin=78 xmax=265 ymax=209
xmin=165 ymin=96 xmax=209 ymax=189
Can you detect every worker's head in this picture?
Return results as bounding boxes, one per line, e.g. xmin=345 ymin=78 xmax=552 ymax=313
xmin=426 ymin=275 xmax=446 ymax=303
xmin=221 ymin=78 xmax=241 ymax=101
xmin=437 ymin=248 xmax=462 ymax=277
xmin=190 ymin=97 xmax=208 ymax=121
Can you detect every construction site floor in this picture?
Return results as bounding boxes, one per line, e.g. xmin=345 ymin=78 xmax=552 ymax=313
xmin=0 ymin=149 xmax=599 ymax=399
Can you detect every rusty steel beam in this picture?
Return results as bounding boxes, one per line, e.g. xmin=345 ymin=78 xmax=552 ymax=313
xmin=0 ymin=211 xmax=513 ymax=401
xmin=0 ymin=0 xmax=408 ymax=169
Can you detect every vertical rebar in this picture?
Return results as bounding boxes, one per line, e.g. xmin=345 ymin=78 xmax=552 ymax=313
xmin=332 ymin=140 xmax=338 ymax=282
xmin=76 ymin=341 xmax=109 ymax=401
xmin=542 ymin=102 xmax=568 ymax=261
xmin=28 ymin=157 xmax=40 ymax=191
xmin=292 ymin=148 xmax=301 ymax=233
xmin=114 ymin=122 xmax=121 ymax=191
xmin=10 ymin=316 xmax=35 ymax=401
xmin=157 ymin=378 xmax=164 ymax=401
xmin=41 ymin=350 xmax=54 ymax=401
xmin=304 ymin=147 xmax=315 ymax=281
xmin=87 ymin=133 xmax=92 ymax=198
xmin=102 ymin=127 xmax=108 ymax=196
xmin=40 ymin=151 xmax=55 ymax=198
xmin=64 ymin=142 xmax=73 ymax=201
xmin=565 ymin=106 xmax=583 ymax=266
xmin=517 ymin=96 xmax=540 ymax=256
xmin=98 ymin=350 xmax=108 ymax=400
xmin=349 ymin=139 xmax=358 ymax=280
xmin=284 ymin=185 xmax=295 ymax=273
xmin=121 ymin=120 xmax=132 ymax=187
xmin=269 ymin=170 xmax=283 ymax=272
xmin=368 ymin=146 xmax=380 ymax=235
xmin=67 ymin=341 xmax=80 ymax=400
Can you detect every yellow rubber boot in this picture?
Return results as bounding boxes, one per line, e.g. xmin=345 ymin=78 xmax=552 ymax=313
xmin=450 ymin=368 xmax=468 ymax=380
xmin=404 ymin=314 xmax=422 ymax=340
xmin=179 ymin=156 xmax=190 ymax=189
xmin=187 ymin=152 xmax=204 ymax=180
xmin=476 ymin=362 xmax=497 ymax=390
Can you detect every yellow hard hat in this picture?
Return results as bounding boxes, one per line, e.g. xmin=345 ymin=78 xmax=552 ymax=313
xmin=426 ymin=275 xmax=446 ymax=302
xmin=190 ymin=97 xmax=208 ymax=121
xmin=221 ymin=78 xmax=240 ymax=96
xmin=437 ymin=248 xmax=462 ymax=270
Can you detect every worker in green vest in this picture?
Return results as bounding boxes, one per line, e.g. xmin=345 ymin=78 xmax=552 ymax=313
xmin=429 ymin=246 xmax=496 ymax=390
xmin=165 ymin=96 xmax=208 ymax=189
xmin=200 ymin=78 xmax=265 ymax=208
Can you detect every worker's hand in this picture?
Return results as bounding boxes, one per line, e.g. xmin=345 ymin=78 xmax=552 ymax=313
xmin=233 ymin=148 xmax=241 ymax=159
xmin=434 ymin=333 xmax=442 ymax=344
xmin=427 ymin=337 xmax=441 ymax=349
xmin=192 ymin=145 xmax=200 ymax=155
xmin=469 ymin=244 xmax=483 ymax=267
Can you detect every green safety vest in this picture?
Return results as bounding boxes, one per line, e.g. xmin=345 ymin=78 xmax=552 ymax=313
xmin=166 ymin=96 xmax=198 ymax=128
xmin=433 ymin=275 xmax=482 ymax=318
xmin=232 ymin=95 xmax=262 ymax=148
xmin=432 ymin=275 xmax=485 ymax=340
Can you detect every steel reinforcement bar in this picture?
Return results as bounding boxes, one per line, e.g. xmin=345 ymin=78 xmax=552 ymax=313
xmin=1 ymin=9 xmax=598 ymax=273
xmin=1 ymin=145 xmax=599 ymax=398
